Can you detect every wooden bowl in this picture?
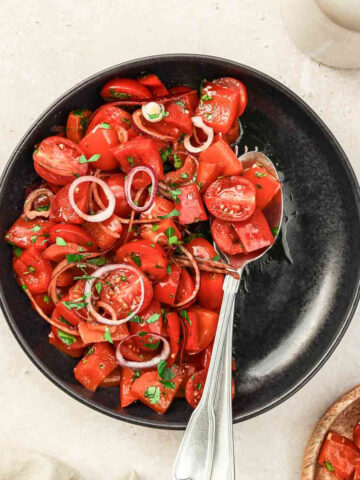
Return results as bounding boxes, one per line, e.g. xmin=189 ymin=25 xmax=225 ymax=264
xmin=302 ymin=384 xmax=360 ymax=479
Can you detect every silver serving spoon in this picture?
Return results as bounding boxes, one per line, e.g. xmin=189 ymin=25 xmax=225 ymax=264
xmin=173 ymin=151 xmax=283 ymax=480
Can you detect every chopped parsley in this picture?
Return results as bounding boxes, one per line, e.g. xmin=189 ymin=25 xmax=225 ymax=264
xmin=122 ymin=117 xmax=131 ymax=125
xmin=78 ymin=153 xmax=101 ymax=164
xmin=128 ymin=314 xmax=142 ymax=323
xmin=173 ymin=153 xmax=182 ymax=169
xmin=56 ymin=237 xmax=67 ymax=246
xmin=43 ymin=294 xmax=50 ymax=304
xmin=144 ymin=340 xmax=160 ymax=350
xmin=57 ymin=329 xmax=77 ymax=346
xmin=179 ymin=309 xmax=191 ymax=325
xmin=255 ymin=171 xmax=267 ymax=178
xmin=201 ymin=93 xmax=212 ymax=101
xmin=256 ymin=183 xmax=263 ymax=189
xmin=21 ymin=284 xmax=27 ymax=291
xmin=212 ymin=254 xmax=220 ymax=261
xmin=195 ymin=383 xmax=202 ymax=391
xmin=27 ymin=266 xmax=36 ymax=273
xmin=160 ymin=146 xmax=172 ymax=163
xmin=109 ymin=89 xmax=131 ymax=99
xmin=272 ymin=226 xmax=279 ymax=236
xmin=127 ymin=156 xmax=135 ymax=167
xmin=66 ymin=253 xmax=86 ymax=263
xmin=158 ymin=360 xmax=175 ymax=381
xmin=86 ymin=257 xmax=107 ymax=266
xmin=132 ymin=369 xmax=142 ymax=381
xmin=144 ymin=386 xmax=160 ymax=404
xmin=36 ymin=205 xmax=50 ymax=212
xmin=13 ymin=246 xmax=22 ymax=257
xmin=146 ymin=313 xmax=160 ymax=325
xmin=104 ymin=326 xmax=113 ymax=344
xmin=95 ymin=281 xmax=102 ymax=295
xmin=169 ymin=188 xmax=181 ymax=204
xmin=62 ymin=293 xmax=90 ymax=310
xmin=166 ymin=264 xmax=172 ymax=275
xmin=181 ymin=173 xmax=188 ymax=179
xmin=99 ymin=122 xmax=111 ymax=129
xmin=130 ymin=252 xmax=142 ymax=267
xmin=152 ymin=224 xmax=160 ymax=232
xmin=158 ymin=209 xmax=180 ymax=220
xmin=324 ymin=461 xmax=334 ymax=472
xmin=30 ymin=225 xmax=41 ymax=232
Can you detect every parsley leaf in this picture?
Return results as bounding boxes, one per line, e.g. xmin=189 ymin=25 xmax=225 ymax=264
xmin=212 ymin=254 xmax=220 ymax=261
xmin=146 ymin=313 xmax=160 ymax=325
xmin=66 ymin=253 xmax=86 ymax=263
xmin=36 ymin=205 xmax=49 ymax=212
xmin=144 ymin=340 xmax=160 ymax=350
xmin=122 ymin=117 xmax=131 ymax=126
xmin=160 ymin=146 xmax=172 ymax=163
xmin=132 ymin=369 xmax=142 ymax=381
xmin=180 ymin=309 xmax=191 ymax=325
xmin=152 ymin=224 xmax=160 ymax=232
xmin=158 ymin=360 xmax=175 ymax=381
xmin=57 ymin=329 xmax=77 ymax=346
xmin=255 ymin=171 xmax=267 ymax=178
xmin=128 ymin=314 xmax=142 ymax=323
xmin=95 ymin=281 xmax=102 ymax=295
xmin=166 ymin=264 xmax=172 ymax=275
xmin=127 ymin=156 xmax=135 ymax=167
xmin=109 ymin=89 xmax=131 ymax=99
xmin=158 ymin=209 xmax=180 ymax=220
xmin=173 ymin=153 xmax=182 ymax=169
xmin=161 ymin=380 xmax=176 ymax=389
xmin=78 ymin=153 xmax=101 ymax=164
xmin=43 ymin=294 xmax=50 ymax=304
xmin=272 ymin=226 xmax=279 ymax=236
xmin=324 ymin=461 xmax=334 ymax=472
xmin=86 ymin=257 xmax=107 ymax=266
xmin=13 ymin=246 xmax=22 ymax=257
xmin=62 ymin=293 xmax=90 ymax=310
xmin=56 ymin=237 xmax=67 ymax=246
xmin=144 ymin=386 xmax=161 ymax=404
xmin=130 ymin=252 xmax=142 ymax=267
xmin=30 ymin=225 xmax=41 ymax=232
xmin=181 ymin=173 xmax=188 ymax=179
xmin=99 ymin=122 xmax=110 ymax=129
xmin=104 ymin=326 xmax=113 ymax=344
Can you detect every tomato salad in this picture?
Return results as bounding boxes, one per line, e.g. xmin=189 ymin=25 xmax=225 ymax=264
xmin=5 ymin=74 xmax=281 ymax=414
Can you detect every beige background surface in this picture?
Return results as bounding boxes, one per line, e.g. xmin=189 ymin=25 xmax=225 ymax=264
xmin=0 ymin=1 xmax=359 ymax=479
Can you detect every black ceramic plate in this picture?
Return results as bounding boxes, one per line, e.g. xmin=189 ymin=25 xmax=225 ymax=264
xmin=1 ymin=54 xmax=360 ymax=430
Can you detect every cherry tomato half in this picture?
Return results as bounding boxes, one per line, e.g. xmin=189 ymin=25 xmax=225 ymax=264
xmin=79 ymin=123 xmax=119 ymax=170
xmin=87 ymin=105 xmax=132 ymax=133
xmin=49 ymin=223 xmax=96 ymax=250
xmin=205 ymin=176 xmax=256 ymax=222
xmin=101 ymin=78 xmax=151 ymax=101
xmin=214 ymin=77 xmax=248 ymax=116
xmin=66 ymin=109 xmax=92 ymax=144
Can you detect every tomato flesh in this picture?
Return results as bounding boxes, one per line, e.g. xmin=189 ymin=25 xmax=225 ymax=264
xmin=185 ymin=370 xmax=207 ymax=408
xmin=318 ymin=432 xmax=360 ymax=480
xmin=79 ymin=123 xmax=119 ymax=170
xmin=13 ymin=246 xmax=53 ymax=294
xmin=178 ymin=184 xmax=208 ymax=225
xmin=199 ymin=137 xmax=243 ymax=177
xmin=205 ymin=176 xmax=256 ymax=222
xmin=211 ymin=218 xmax=244 ymax=255
xmin=97 ymin=173 xmax=132 ymax=218
xmin=120 ymin=367 xmax=139 ymax=407
xmin=49 ymin=223 xmax=96 ymax=250
xmin=87 ymin=105 xmax=132 ymax=132
xmin=5 ymin=216 xmax=54 ymax=250
xmin=128 ymin=299 xmax=163 ymax=351
xmin=154 ymin=262 xmax=181 ymax=306
xmin=138 ymin=74 xmax=169 ymax=97
xmin=242 ymin=163 xmax=281 ymax=210
xmin=50 ymin=182 xmax=89 ymax=224
xmin=232 ymin=208 xmax=274 ymax=253
xmin=101 ymin=78 xmax=151 ymax=101
xmin=214 ymin=77 xmax=248 ymax=116
xmin=66 ymin=109 xmax=92 ymax=144
xmin=166 ymin=311 xmax=181 ymax=365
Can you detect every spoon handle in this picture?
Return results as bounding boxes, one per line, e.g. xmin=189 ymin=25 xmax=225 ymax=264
xmin=210 ymin=301 xmax=236 ymax=480
xmin=173 ymin=274 xmax=240 ymax=480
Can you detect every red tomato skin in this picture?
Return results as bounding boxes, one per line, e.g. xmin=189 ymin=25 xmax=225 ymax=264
xmin=186 ymin=238 xmax=217 ymax=259
xmin=242 ymin=164 xmax=281 ymax=210
xmin=185 ymin=370 xmax=207 ymax=408
xmin=79 ymin=124 xmax=119 ymax=170
xmin=78 ymin=322 xmax=129 ymax=345
xmin=55 ymin=281 xmax=87 ymax=326
xmin=100 ymin=78 xmax=151 ymax=101
xmin=168 ymin=86 xmax=199 ymax=111
xmin=66 ymin=109 xmax=92 ymax=144
xmin=140 ymin=219 xmax=181 ymax=247
xmin=154 ymin=263 xmax=181 ymax=306
xmin=199 ymin=272 xmax=224 ymax=311
xmin=33 ymin=137 xmax=88 ymax=185
xmin=175 ymin=268 xmax=195 ymax=307
xmin=166 ymin=312 xmax=181 ymax=365
xmin=195 ymin=82 xmax=240 ymax=134
xmin=82 ymin=221 xmax=117 ymax=250
xmin=48 ymin=332 xmax=84 ymax=358
xmin=13 ymin=246 xmax=53 ymax=294
xmin=232 ymin=208 xmax=274 ymax=253
xmin=214 ymin=77 xmax=248 ymax=116
xmin=140 ymin=195 xmax=175 ymax=221
xmin=87 ymin=105 xmax=132 ymax=132
xmin=185 ymin=311 xmax=200 ymax=352
xmin=211 ymin=218 xmax=244 ymax=255
xmin=49 ymin=223 xmax=96 ymax=250
xmin=197 ymin=160 xmax=223 ymax=193
xmin=5 ymin=216 xmax=54 ymax=250
xmin=188 ymin=305 xmax=219 ymax=352
xmin=178 ymin=184 xmax=208 ymax=225
xmin=32 ymin=293 xmax=55 ymax=316
xmin=112 ymin=136 xmax=164 ymax=188
xmin=199 ymin=137 xmax=243 ymax=177
xmin=164 ymin=99 xmax=193 ymax=134
xmin=138 ymin=74 xmax=169 ymax=97
xmin=74 ymin=342 xmax=118 ymax=392
xmin=131 ymin=369 xmax=184 ymax=414
xmin=50 ymin=182 xmax=89 ymax=224
xmin=205 ymin=176 xmax=256 ymax=222
xmin=120 ymin=367 xmax=139 ymax=407
xmin=43 ymin=242 xmax=81 ymax=263
xmin=318 ymin=432 xmax=360 ymax=480
xmin=97 ymin=174 xmax=132 ymax=218
xmin=354 ymin=424 xmax=360 ymax=450
xmin=164 ymin=155 xmax=197 ymax=187
xmin=116 ymin=239 xmax=168 ymax=280
xmin=128 ymin=299 xmax=163 ymax=351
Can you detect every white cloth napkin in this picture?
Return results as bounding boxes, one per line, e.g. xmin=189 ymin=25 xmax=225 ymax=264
xmin=0 ymin=449 xmax=137 ymax=480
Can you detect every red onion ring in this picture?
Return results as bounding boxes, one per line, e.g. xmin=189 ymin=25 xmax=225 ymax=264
xmin=124 ymin=166 xmax=158 ymax=212
xmin=24 ymin=187 xmax=53 ymax=219
xmin=132 ymin=110 xmax=177 ymax=142
xmin=184 ymin=116 xmax=214 ymax=153
xmin=173 ymin=245 xmax=200 ymax=308
xmin=116 ymin=333 xmax=170 ymax=369
xmin=83 ymin=263 xmax=145 ymax=325
xmin=68 ymin=176 xmax=116 ymax=222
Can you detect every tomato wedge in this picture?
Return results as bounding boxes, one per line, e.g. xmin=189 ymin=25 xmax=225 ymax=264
xmin=120 ymin=367 xmax=139 ymax=407
xmin=188 ymin=305 xmax=218 ymax=352
xmin=211 ymin=218 xmax=244 ymax=255
xmin=185 ymin=370 xmax=207 ymax=408
xmin=87 ymin=105 xmax=132 ymax=132
xmin=154 ymin=262 xmax=181 ymax=306
xmin=49 ymin=223 xmax=96 ymax=250
xmin=13 ymin=246 xmax=53 ymax=294
xmin=232 ymin=208 xmax=274 ymax=252
xmin=166 ymin=311 xmax=181 ymax=365
xmin=97 ymin=173 xmax=132 ymax=218
xmin=101 ymin=78 xmax=151 ymax=101
xmin=79 ymin=123 xmax=119 ymax=170
xmin=214 ymin=77 xmax=248 ymax=116
xmin=140 ymin=195 xmax=175 ymax=221
xmin=128 ymin=299 xmax=163 ymax=351
xmin=318 ymin=432 xmax=360 ymax=480
xmin=66 ymin=109 xmax=92 ymax=144
xmin=5 ymin=216 xmax=54 ymax=250
xmin=205 ymin=176 xmax=256 ymax=222
xmin=242 ymin=163 xmax=281 ymax=210
xmin=138 ymin=74 xmax=168 ymax=97
xmin=199 ymin=137 xmax=243 ymax=177
xmin=50 ymin=182 xmax=89 ymax=224
xmin=178 ymin=184 xmax=208 ymax=225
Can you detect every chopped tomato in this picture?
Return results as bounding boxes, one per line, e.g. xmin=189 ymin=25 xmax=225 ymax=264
xmin=195 ymin=81 xmax=240 ymax=134
xmin=318 ymin=432 xmax=360 ymax=480
xmin=55 ymin=281 xmax=87 ymax=326
xmin=164 ymin=99 xmax=193 ymax=134
xmin=52 ymin=325 xmax=84 ymax=350
xmin=50 ymin=182 xmax=89 ymax=224
xmin=66 ymin=109 xmax=92 ymax=144
xmin=354 ymin=423 xmax=360 ymax=450
xmin=101 ymin=78 xmax=151 ymax=101
xmin=33 ymin=136 xmax=87 ymax=185
xmin=188 ymin=305 xmax=218 ymax=352
xmin=211 ymin=218 xmax=244 ymax=255
xmin=120 ymin=367 xmax=139 ymax=407
xmin=116 ymin=239 xmax=168 ymax=280
xmin=87 ymin=105 xmax=132 ymax=132
xmin=168 ymin=86 xmax=199 ymax=111
xmin=78 ymin=321 xmax=129 ymax=345
xmin=82 ymin=221 xmax=117 ymax=250
xmin=175 ymin=268 xmax=195 ymax=306
xmin=185 ymin=370 xmax=207 ymax=408
xmin=166 ymin=312 xmax=181 ymax=365
xmin=138 ymin=74 xmax=168 ymax=97
xmin=56 ymin=269 xmax=77 ymax=288
xmin=5 ymin=216 xmax=54 ymax=250
xmin=197 ymin=160 xmax=223 ymax=193
xmin=99 ymin=367 xmax=121 ymax=387
xmin=97 ymin=173 xmax=132 ymax=218
xmin=199 ymin=138 xmax=243 ymax=177
xmin=178 ymin=184 xmax=208 ymax=225
xmin=43 ymin=242 xmax=82 ymax=262
xmin=32 ymin=292 xmax=55 ymax=316
xmin=140 ymin=195 xmax=174 ymax=221
xmin=199 ymin=272 xmax=224 ymax=311
xmin=99 ymin=265 xmax=153 ymax=319
xmin=112 ymin=136 xmax=164 ymax=188
xmin=232 ymin=208 xmax=274 ymax=253
xmin=184 ymin=311 xmax=200 ymax=352
xmin=79 ymin=123 xmax=119 ymax=170
xmin=185 ymin=237 xmax=217 ymax=259
xmin=205 ymin=176 xmax=256 ymax=222
xmin=13 ymin=246 xmax=53 ymax=294
xmin=201 ymin=343 xmax=213 ymax=370
xmin=154 ymin=262 xmax=181 ymax=306
xmin=140 ymin=219 xmax=181 ymax=247
xmin=128 ymin=299 xmax=163 ymax=351
xmin=131 ymin=369 xmax=184 ymax=414
xmin=49 ymin=223 xmax=96 ymax=250
xmin=74 ymin=342 xmax=118 ymax=392
xmin=242 ymin=164 xmax=281 ymax=210
xmin=214 ymin=77 xmax=248 ymax=116
xmin=48 ymin=331 xmax=83 ymax=358
xmin=164 ymin=155 xmax=197 ymax=186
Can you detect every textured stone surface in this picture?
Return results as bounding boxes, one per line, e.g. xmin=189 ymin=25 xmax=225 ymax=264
xmin=0 ymin=1 xmax=359 ymax=479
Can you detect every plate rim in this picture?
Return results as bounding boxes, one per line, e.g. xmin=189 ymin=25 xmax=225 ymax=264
xmin=1 ymin=53 xmax=360 ymax=430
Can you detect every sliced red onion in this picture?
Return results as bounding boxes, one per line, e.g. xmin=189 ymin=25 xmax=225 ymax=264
xmin=141 ymin=102 xmax=165 ymax=123
xmin=116 ymin=333 xmax=170 ymax=369
xmin=132 ymin=110 xmax=177 ymax=142
xmin=184 ymin=116 xmax=214 ymax=153
xmin=24 ymin=187 xmax=53 ymax=219
xmin=83 ymin=263 xmax=145 ymax=326
xmin=124 ymin=166 xmax=158 ymax=212
xmin=68 ymin=176 xmax=115 ymax=222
